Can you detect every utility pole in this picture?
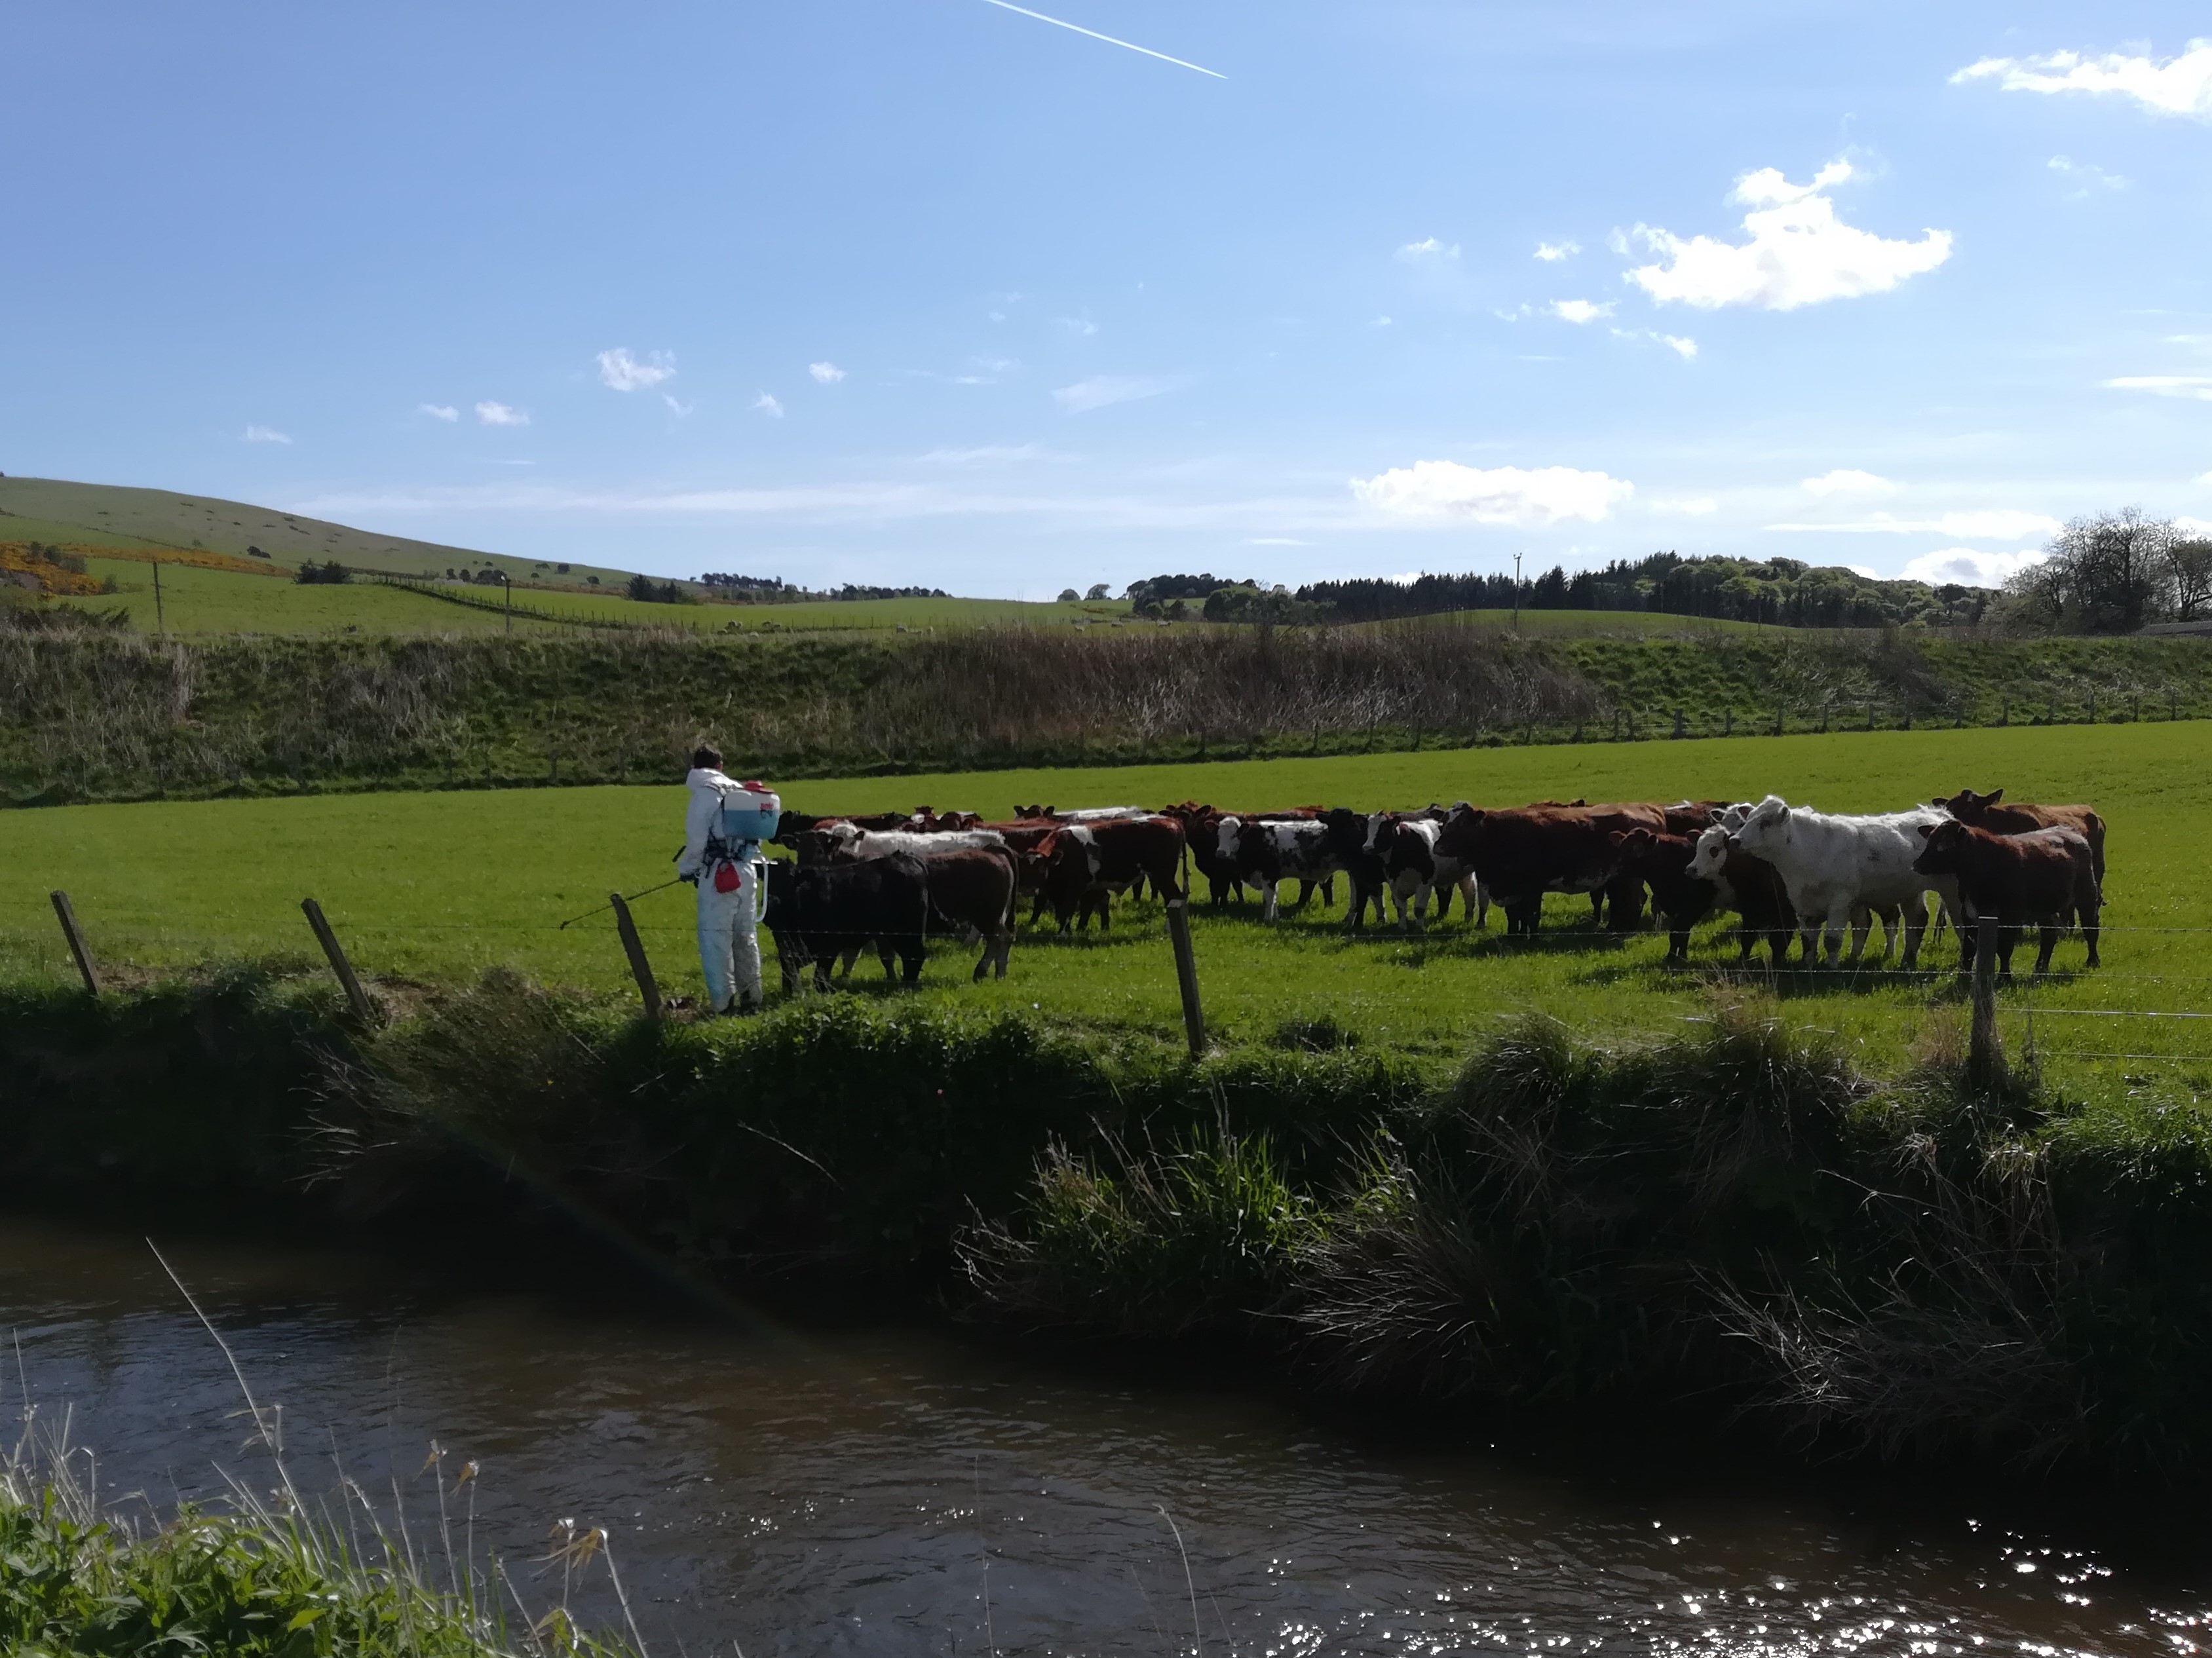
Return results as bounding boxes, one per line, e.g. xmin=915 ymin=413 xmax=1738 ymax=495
xmin=151 ymin=557 xmax=167 ymax=640
xmin=1512 ymin=551 xmax=1523 ymax=632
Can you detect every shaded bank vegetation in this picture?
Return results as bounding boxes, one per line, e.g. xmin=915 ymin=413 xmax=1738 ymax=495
xmin=9 ymin=967 xmax=2212 ymax=1473
xmin=5 ymin=612 xmax=2211 ymax=804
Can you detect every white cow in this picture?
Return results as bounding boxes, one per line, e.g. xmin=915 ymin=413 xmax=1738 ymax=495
xmin=1217 ymin=816 xmax=1339 ymax=923
xmin=836 ymin=827 xmax=1008 ymax=861
xmin=1729 ymin=795 xmax=1960 ymax=968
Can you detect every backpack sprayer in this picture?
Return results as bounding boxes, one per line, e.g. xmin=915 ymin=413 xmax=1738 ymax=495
xmin=556 ymin=780 xmax=783 ymax=929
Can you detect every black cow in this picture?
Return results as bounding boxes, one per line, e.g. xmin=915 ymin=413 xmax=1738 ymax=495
xmin=1321 ymin=808 xmax=1388 ymax=930
xmin=763 ymin=853 xmax=930 ymax=990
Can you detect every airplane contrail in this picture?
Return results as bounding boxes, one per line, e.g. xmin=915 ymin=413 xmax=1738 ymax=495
xmin=978 ymin=0 xmax=1226 ymax=79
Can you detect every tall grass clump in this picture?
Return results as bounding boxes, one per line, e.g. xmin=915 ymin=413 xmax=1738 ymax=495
xmin=957 ymin=1127 xmax=1321 ymax=1337
xmin=0 ymin=1412 xmax=645 ymax=1657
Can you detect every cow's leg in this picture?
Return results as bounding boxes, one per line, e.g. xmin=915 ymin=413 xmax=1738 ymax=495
xmin=1669 ymin=924 xmax=1690 ymax=964
xmin=1472 ymin=879 xmax=1488 ymax=930
xmin=996 ymin=928 xmax=1014 ymax=977
xmin=1998 ymin=922 xmax=2021 ymax=979
xmin=1259 ymin=879 xmax=1280 ymax=924
xmin=900 ymin=940 xmax=925 ymax=985
xmin=1900 ymin=893 xmax=1928 ymax=971
xmin=2033 ymin=922 xmax=2061 ymax=977
xmin=1410 ymin=882 xmax=1432 ymax=933
xmin=1029 ymin=889 xmax=1051 ymax=927
xmin=1587 ymin=892 xmax=1605 ymax=927
xmin=1433 ymin=881 xmax=1452 ymax=922
xmin=2082 ymin=890 xmax=2101 ymax=968
xmin=879 ymin=940 xmax=899 ymax=981
xmin=1821 ymin=901 xmax=1852 ymax=968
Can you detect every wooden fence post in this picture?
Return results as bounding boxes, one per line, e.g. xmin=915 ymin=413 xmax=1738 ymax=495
xmin=609 ymin=893 xmax=662 ymax=1018
xmin=300 ymin=897 xmax=375 ymax=1023
xmin=1164 ymin=901 xmax=1206 ymax=1060
xmin=48 ymin=891 xmax=101 ymax=996
xmin=1968 ymin=915 xmax=2004 ymax=1085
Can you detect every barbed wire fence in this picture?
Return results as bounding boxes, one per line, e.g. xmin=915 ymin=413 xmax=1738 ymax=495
xmin=5 ymin=890 xmax=2205 ymax=1085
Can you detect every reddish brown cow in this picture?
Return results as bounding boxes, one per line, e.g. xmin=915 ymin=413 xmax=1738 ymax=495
xmin=1911 ymin=820 xmax=2101 ymax=977
xmin=920 ymin=847 xmax=1018 ymax=980
xmin=1037 ymin=816 xmax=1187 ymax=933
xmin=1935 ymin=788 xmax=2107 ymax=886
xmin=1436 ymin=802 xmax=1666 ymax=936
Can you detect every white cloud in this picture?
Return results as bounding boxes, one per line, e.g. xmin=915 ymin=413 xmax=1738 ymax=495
xmin=1370 ymin=315 xmax=1393 ymax=328
xmin=662 ymin=394 xmax=694 ymax=416
xmin=1901 ymin=547 xmax=2049 ymax=586
xmin=920 ymin=443 xmax=1055 ymax=464
xmin=1396 ymin=236 xmax=1460 ymax=261
xmin=1768 ymin=509 xmax=2061 ymax=539
xmin=243 ymin=424 xmax=291 ymax=445
xmin=2180 ymin=516 xmax=2212 ymax=535
xmin=596 ymin=348 xmax=674 ymax=392
xmin=2107 ymin=375 xmax=2212 ymax=401
xmin=809 ymin=361 xmax=847 ymax=383
xmin=2198 ymin=470 xmax=2212 ymax=485
xmin=475 ymin=401 xmax=528 ymax=426
xmin=1653 ymin=496 xmax=1719 ymax=516
xmin=753 ymin=392 xmax=785 ymax=419
xmin=2048 ymin=155 xmax=2128 ymax=193
xmin=1659 ymin=334 xmax=1697 ymax=359
xmin=1535 ymin=240 xmax=1580 ymax=262
xmin=1550 ymin=299 xmax=1614 ymax=324
xmin=1626 ymin=159 xmax=1953 ymax=311
xmin=1052 ymin=374 xmax=1182 ymax=414
xmin=1802 ymin=468 xmax=1898 ymax=498
xmin=1953 ymin=41 xmax=2212 ymax=119
xmin=417 ymin=403 xmax=459 ymax=423
xmin=1846 ymin=565 xmax=1882 ymax=580
xmin=1054 ymin=317 xmax=1099 ymax=336
xmin=1352 ymin=461 xmax=1633 ymax=526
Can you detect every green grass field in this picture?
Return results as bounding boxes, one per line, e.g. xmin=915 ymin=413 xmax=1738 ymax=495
xmin=5 ymin=723 xmax=2205 ymax=1105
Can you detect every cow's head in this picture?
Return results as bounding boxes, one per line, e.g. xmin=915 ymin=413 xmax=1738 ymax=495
xmin=1688 ymin=825 xmax=1731 ymax=881
xmin=1912 ymin=818 xmax=1969 ymax=877
xmin=1214 ymin=814 xmax=1245 ymax=863
xmin=1363 ymin=811 xmax=1396 ymax=854
xmin=1731 ymin=795 xmax=1793 ymax=856
xmin=1937 ymin=787 xmax=2000 ymax=821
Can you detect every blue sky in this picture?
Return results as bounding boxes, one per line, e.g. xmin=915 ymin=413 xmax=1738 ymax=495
xmin=7 ymin=2 xmax=2212 ymax=597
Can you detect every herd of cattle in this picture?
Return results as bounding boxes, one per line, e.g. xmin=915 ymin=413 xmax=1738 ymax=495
xmin=757 ymin=788 xmax=2108 ymax=992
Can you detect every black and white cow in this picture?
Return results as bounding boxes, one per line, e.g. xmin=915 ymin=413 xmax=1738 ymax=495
xmin=1217 ymin=815 xmax=1342 ymax=923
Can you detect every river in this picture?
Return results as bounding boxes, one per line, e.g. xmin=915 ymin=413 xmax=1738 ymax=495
xmin=1 ymin=1216 xmax=2202 ymax=1657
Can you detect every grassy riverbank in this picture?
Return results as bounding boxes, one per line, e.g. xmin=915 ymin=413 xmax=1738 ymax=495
xmin=0 ymin=1418 xmax=644 ymax=1656
xmin=7 ymin=968 xmax=2212 ymax=1473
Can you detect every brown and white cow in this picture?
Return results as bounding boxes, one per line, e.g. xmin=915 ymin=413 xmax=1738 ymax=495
xmin=1037 ymin=816 xmax=1187 ymax=933
xmin=1911 ymin=819 xmax=2101 ymax=977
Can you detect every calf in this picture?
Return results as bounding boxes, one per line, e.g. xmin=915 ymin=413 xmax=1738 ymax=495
xmin=1610 ymin=829 xmax=1718 ymax=962
xmin=1217 ymin=816 xmax=1341 ymax=923
xmin=1686 ymin=827 xmax=1799 ymax=966
xmin=921 ymin=847 xmax=1018 ymax=980
xmin=1730 ymin=795 xmax=1960 ymax=969
xmin=762 ymin=853 xmax=930 ymax=990
xmin=1322 ymin=808 xmax=1388 ymax=930
xmin=1911 ymin=820 xmax=2101 ymax=977
xmin=1934 ymin=787 xmax=2107 ymax=888
xmin=1162 ymin=802 xmax=1247 ymax=908
xmin=1037 ymin=816 xmax=1187 ymax=933
xmin=1369 ymin=808 xmax=1485 ymax=930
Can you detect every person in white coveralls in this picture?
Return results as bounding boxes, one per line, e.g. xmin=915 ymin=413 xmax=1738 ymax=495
xmin=676 ymin=744 xmax=771 ymax=1014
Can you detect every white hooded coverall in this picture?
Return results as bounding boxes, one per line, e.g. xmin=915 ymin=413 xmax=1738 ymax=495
xmin=679 ymin=766 xmax=767 ymax=1013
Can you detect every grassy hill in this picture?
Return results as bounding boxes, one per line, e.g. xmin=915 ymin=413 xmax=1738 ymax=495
xmin=0 ymin=474 xmax=641 ymax=589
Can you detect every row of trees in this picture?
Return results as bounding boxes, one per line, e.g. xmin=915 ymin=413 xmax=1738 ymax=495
xmin=1299 ymin=554 xmax=1989 ymax=628
xmin=2004 ymin=510 xmax=2212 ymax=634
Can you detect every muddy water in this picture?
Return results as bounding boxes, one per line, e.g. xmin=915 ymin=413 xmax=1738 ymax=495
xmin=3 ymin=1218 xmax=2205 ymax=1658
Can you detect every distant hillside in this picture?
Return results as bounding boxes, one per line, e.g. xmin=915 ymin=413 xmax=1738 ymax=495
xmin=0 ymin=474 xmax=639 ymax=592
